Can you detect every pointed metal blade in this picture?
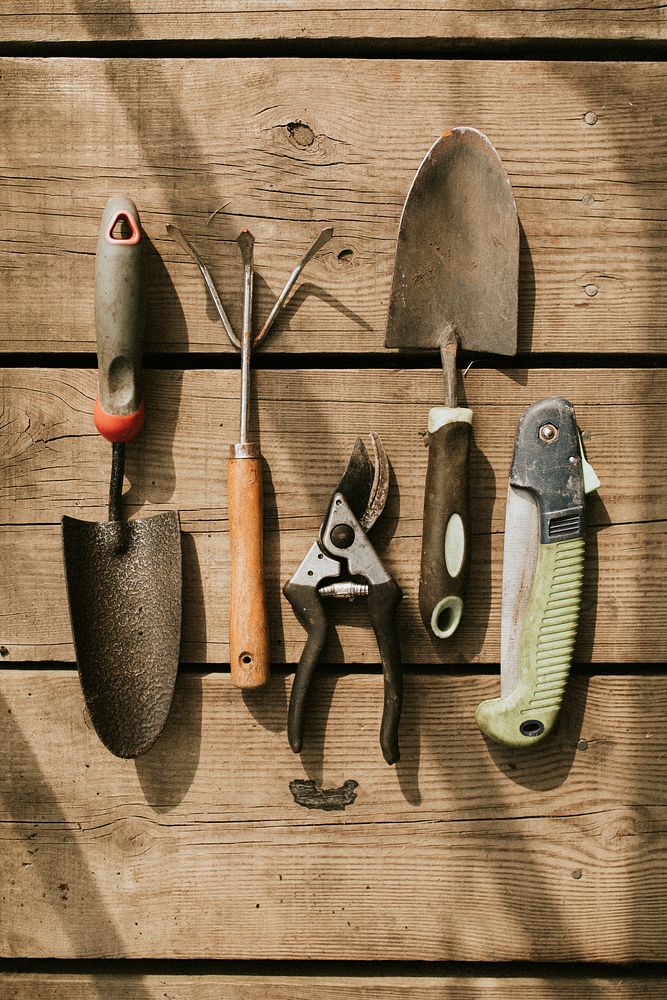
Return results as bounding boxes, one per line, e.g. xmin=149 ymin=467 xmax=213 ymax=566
xmin=333 ymin=437 xmax=375 ymax=523
xmin=385 ymin=127 xmax=519 ymax=356
xmin=61 ymin=511 xmax=182 ymax=758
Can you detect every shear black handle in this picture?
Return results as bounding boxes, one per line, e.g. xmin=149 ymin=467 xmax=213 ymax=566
xmin=367 ymin=578 xmax=403 ymax=765
xmin=419 ymin=418 xmax=472 ymax=639
xmin=285 ymin=578 xmax=403 ymax=765
xmin=284 ymin=582 xmax=328 ymax=754
xmin=94 ymin=196 xmax=146 ymax=443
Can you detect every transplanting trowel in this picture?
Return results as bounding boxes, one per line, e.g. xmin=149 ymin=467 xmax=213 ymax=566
xmin=386 ymin=128 xmax=519 ymax=639
xmin=61 ymin=197 xmax=182 ymax=759
xmin=476 ymin=398 xmax=600 ymax=747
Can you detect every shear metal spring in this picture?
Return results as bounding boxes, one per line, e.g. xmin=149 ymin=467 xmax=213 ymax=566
xmin=318 ymin=582 xmax=369 ymax=599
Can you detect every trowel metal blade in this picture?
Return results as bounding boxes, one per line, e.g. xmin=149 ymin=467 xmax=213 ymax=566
xmin=385 ymin=127 xmax=519 ymax=356
xmin=61 ymin=511 xmax=182 ymax=759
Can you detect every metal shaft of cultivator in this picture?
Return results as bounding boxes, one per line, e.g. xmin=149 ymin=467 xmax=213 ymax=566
xmin=237 ymin=230 xmax=255 ymax=446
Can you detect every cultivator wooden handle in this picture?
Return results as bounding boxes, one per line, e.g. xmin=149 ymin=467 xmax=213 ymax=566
xmin=228 ymin=442 xmax=270 ymax=688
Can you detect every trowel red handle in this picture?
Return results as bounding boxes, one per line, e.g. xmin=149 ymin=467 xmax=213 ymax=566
xmin=93 ymin=196 xmax=145 ymax=443
xmin=419 ymin=407 xmax=472 ymax=639
xmin=228 ymin=443 xmax=270 ymax=688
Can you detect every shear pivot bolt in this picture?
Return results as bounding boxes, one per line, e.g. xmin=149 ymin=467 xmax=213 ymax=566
xmin=330 ymin=524 xmax=355 ymax=549
xmin=539 ymin=423 xmax=559 ymax=443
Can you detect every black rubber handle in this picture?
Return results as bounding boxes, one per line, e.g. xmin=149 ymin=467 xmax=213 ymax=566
xmin=94 ymin=196 xmax=145 ymax=437
xmin=419 ymin=417 xmax=472 ymax=639
xmin=367 ymin=578 xmax=403 ymax=765
xmin=284 ymin=581 xmax=328 ymax=754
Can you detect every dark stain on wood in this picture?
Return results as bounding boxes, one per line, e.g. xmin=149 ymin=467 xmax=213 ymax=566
xmin=289 ymin=778 xmax=359 ymax=810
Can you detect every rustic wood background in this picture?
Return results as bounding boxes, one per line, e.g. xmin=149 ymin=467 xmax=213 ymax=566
xmin=0 ymin=6 xmax=665 ymax=998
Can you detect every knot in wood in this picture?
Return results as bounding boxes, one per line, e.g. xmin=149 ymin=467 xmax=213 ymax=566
xmin=112 ymin=817 xmax=155 ymax=857
xmin=286 ymin=121 xmax=315 ymax=148
xmin=602 ymin=808 xmax=652 ymax=853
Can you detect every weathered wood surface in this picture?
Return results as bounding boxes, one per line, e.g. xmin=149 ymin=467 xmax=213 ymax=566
xmin=1 ymin=59 xmax=665 ymax=355
xmin=0 ymin=670 xmax=666 ymax=960
xmin=6 ymin=520 xmax=659 ymax=664
xmin=1 ymin=368 xmax=664 ymax=663
xmin=1 ymin=2 xmax=664 ymax=43
xmin=2 ymin=970 xmax=667 ymax=999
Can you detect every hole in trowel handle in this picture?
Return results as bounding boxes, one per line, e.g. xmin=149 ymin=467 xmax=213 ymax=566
xmin=240 ymin=652 xmax=253 ymax=667
xmin=430 ymin=595 xmax=463 ymax=639
xmin=110 ymin=215 xmax=133 ymax=241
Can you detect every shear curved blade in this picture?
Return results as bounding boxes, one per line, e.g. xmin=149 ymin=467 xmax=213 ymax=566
xmin=360 ymin=432 xmax=389 ymax=532
xmin=331 ymin=432 xmax=389 ymax=530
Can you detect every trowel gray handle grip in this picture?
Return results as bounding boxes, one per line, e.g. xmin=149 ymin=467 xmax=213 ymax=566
xmin=94 ymin=196 xmax=145 ymax=443
xmin=419 ymin=406 xmax=473 ymax=639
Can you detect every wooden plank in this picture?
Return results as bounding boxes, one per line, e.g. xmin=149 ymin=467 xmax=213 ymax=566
xmin=2 ymin=970 xmax=667 ymax=999
xmin=0 ymin=670 xmax=666 ymax=960
xmin=4 ymin=518 xmax=660 ymax=664
xmin=0 ymin=58 xmax=665 ymax=355
xmin=1 ymin=368 xmax=664 ymax=663
xmin=1 ymin=3 xmax=664 ymax=44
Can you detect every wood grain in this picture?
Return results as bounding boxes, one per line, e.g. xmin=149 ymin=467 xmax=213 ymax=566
xmin=2 ymin=971 xmax=667 ymax=999
xmin=5 ymin=518 xmax=662 ymax=664
xmin=1 ymin=368 xmax=664 ymax=663
xmin=0 ymin=669 xmax=666 ymax=960
xmin=1 ymin=2 xmax=664 ymax=43
xmin=0 ymin=59 xmax=665 ymax=354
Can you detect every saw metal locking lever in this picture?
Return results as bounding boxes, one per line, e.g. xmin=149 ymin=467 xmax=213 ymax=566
xmin=284 ymin=434 xmax=403 ymax=765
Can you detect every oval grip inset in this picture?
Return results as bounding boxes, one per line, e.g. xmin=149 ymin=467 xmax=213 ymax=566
xmin=444 ymin=512 xmax=465 ymax=578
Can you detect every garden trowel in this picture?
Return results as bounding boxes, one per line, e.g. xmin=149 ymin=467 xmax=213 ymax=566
xmin=61 ymin=196 xmax=182 ymax=759
xmin=386 ymin=127 xmax=519 ymax=639
xmin=476 ymin=398 xmax=600 ymax=747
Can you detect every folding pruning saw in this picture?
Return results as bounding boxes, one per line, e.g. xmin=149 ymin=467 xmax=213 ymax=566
xmin=284 ymin=433 xmax=403 ymax=764
xmin=476 ymin=398 xmax=600 ymax=747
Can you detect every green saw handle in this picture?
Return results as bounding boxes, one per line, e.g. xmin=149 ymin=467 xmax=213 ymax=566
xmin=93 ymin=196 xmax=145 ymax=443
xmin=475 ymin=536 xmax=585 ymax=747
xmin=419 ymin=406 xmax=472 ymax=638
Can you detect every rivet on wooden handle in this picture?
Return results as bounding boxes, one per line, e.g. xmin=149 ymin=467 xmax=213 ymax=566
xmin=228 ymin=444 xmax=270 ymax=688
